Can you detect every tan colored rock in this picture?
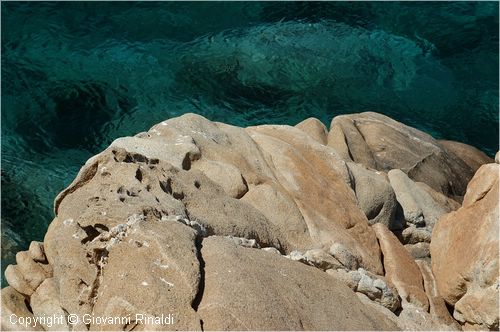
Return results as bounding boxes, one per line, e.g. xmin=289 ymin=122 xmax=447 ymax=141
xmin=7 ymin=112 xmax=487 ymax=330
xmin=4 ymin=265 xmax=36 ymax=297
xmin=149 ymin=114 xmax=277 ymax=186
xmin=28 ymin=241 xmax=47 ymax=263
xmin=372 ymin=223 xmax=429 ymax=311
xmin=1 ymin=286 xmax=43 ymax=331
xmin=295 ymin=117 xmax=328 ymax=145
xmin=346 ymin=162 xmax=399 ymax=229
xmin=431 ymin=163 xmax=499 ymax=330
xmin=90 ymin=220 xmax=202 ymax=331
xmin=402 ymin=226 xmax=431 ymax=244
xmin=404 ymin=242 xmax=430 ymax=260
xmin=192 ymin=159 xmax=248 ymax=198
xmin=416 ymin=181 xmax=461 ymax=210
xmin=417 ymin=260 xmax=462 ymax=330
xmin=397 ymin=302 xmax=457 ymax=331
xmin=356 ymin=292 xmax=455 ymax=331
xmin=454 ymin=285 xmax=499 ymax=330
xmin=4 ymin=250 xmax=52 ymax=296
xmin=198 ymin=236 xmax=398 ymax=330
xmin=241 ymin=182 xmax=311 ymax=251
xmin=287 ymin=248 xmax=343 ymax=271
xmin=327 ymin=112 xmax=474 ymax=197
xmin=388 ymin=169 xmax=450 ymax=229
xmin=46 ymin=211 xmax=203 ymax=331
xmin=327 ymin=268 xmax=401 ymax=312
xmin=248 ymin=125 xmax=383 ymax=274
xmin=438 ymin=139 xmax=493 ymax=173
xmin=110 ymin=134 xmax=201 ymax=171
xmin=170 ymin=168 xmax=283 ymax=249
xmin=462 ymin=163 xmax=498 ymax=208
xmin=30 ymin=278 xmax=70 ymax=331
xmin=495 ymin=151 xmax=499 ymax=163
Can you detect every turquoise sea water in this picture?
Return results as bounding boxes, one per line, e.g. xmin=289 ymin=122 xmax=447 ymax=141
xmin=1 ymin=2 xmax=498 ymax=281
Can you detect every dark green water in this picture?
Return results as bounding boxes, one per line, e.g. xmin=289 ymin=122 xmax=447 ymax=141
xmin=1 ymin=2 xmax=498 ymax=281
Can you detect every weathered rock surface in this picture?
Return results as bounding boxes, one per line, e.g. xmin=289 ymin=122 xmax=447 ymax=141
xmin=295 ymin=117 xmax=328 ymax=145
xmin=346 ymin=162 xmax=399 ymax=229
xmin=247 ymin=125 xmax=383 ymax=274
xmin=431 ymin=163 xmax=499 ymax=330
xmin=326 ymin=267 xmax=400 ymax=312
xmin=30 ymin=278 xmax=70 ymax=331
xmin=327 ymin=112 xmax=474 ymax=198
xmin=287 ymin=248 xmax=344 ymax=271
xmin=2 ymin=112 xmax=493 ymax=331
xmin=388 ymin=169 xmax=455 ymax=229
xmin=438 ymin=140 xmax=493 ymax=173
xmin=197 ymin=236 xmax=398 ymax=330
xmin=404 ymin=242 xmax=430 ymax=260
xmin=401 ymin=226 xmax=431 ymax=244
xmin=357 ymin=293 xmax=456 ymax=331
xmin=372 ymin=223 xmax=429 ymax=311
xmin=4 ymin=247 xmax=52 ymax=297
xmin=1 ymin=286 xmax=43 ymax=331
xmin=416 ymin=260 xmax=462 ymax=330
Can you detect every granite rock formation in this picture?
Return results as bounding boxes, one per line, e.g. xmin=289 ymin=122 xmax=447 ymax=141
xmin=431 ymin=161 xmax=499 ymax=330
xmin=2 ymin=112 xmax=496 ymax=331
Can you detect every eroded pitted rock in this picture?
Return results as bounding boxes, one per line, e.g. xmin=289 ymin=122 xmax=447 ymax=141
xmin=4 ymin=112 xmax=489 ymax=331
xmin=89 ymin=220 xmax=202 ymax=331
xmin=46 ymin=210 xmax=203 ymax=330
xmin=326 ymin=268 xmax=401 ymax=312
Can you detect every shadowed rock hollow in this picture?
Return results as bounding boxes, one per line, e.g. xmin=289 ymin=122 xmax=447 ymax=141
xmin=2 ymin=112 xmax=497 ymax=331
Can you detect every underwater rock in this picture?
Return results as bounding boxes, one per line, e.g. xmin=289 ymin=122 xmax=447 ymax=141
xmin=179 ymin=21 xmax=456 ymax=113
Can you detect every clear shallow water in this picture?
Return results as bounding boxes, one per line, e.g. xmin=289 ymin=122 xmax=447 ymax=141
xmin=1 ymin=2 xmax=498 ymax=282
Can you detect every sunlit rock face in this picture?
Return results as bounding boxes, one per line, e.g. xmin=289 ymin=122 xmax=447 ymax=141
xmin=3 ymin=112 xmax=497 ymax=330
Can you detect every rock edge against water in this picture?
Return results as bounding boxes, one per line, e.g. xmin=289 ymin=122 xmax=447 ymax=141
xmin=2 ymin=111 xmax=498 ymax=331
